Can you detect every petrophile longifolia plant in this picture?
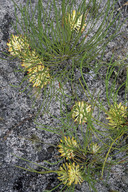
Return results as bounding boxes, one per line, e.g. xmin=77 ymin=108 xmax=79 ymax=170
xmin=5 ymin=0 xmax=124 ymax=113
xmin=16 ymin=136 xmax=104 ymax=190
xmin=3 ymin=0 xmax=128 ymax=191
xmin=78 ymin=61 xmax=128 ymax=178
xmin=8 ymin=0 xmax=123 ymax=82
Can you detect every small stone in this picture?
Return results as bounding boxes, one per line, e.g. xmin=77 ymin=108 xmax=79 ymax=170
xmin=37 ymin=149 xmax=52 ymax=162
xmin=47 ymin=146 xmax=54 ymax=153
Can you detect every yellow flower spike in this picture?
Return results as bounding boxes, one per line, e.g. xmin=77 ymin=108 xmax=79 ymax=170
xmin=7 ymin=34 xmax=29 ymax=57
xmin=68 ymin=163 xmax=84 ymax=186
xmin=27 ymin=64 xmax=51 ymax=88
xmin=21 ymin=50 xmax=43 ymax=68
xmin=58 ymin=136 xmax=78 ymax=160
xmin=106 ymin=102 xmax=127 ymax=128
xmin=58 ymin=162 xmax=84 ymax=186
xmin=72 ymin=101 xmax=92 ymax=124
xmin=66 ymin=10 xmax=86 ymax=33
xmin=89 ymin=143 xmax=100 ymax=154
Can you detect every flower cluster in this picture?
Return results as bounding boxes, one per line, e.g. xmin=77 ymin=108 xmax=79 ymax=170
xmin=58 ymin=136 xmax=78 ymax=159
xmin=57 ymin=137 xmax=83 ymax=185
xmin=7 ymin=34 xmax=29 ymax=56
xmin=7 ymin=34 xmax=51 ymax=88
xmin=88 ymin=143 xmax=100 ymax=154
xmin=28 ymin=65 xmax=50 ymax=88
xmin=21 ymin=50 xmax=42 ymax=68
xmin=57 ymin=136 xmax=102 ymax=186
xmin=57 ymin=162 xmax=84 ymax=186
xmin=66 ymin=10 xmax=86 ymax=33
xmin=72 ymin=101 xmax=92 ymax=124
xmin=106 ymin=103 xmax=127 ymax=128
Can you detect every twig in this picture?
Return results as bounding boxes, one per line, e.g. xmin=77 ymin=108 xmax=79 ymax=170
xmin=117 ymin=2 xmax=128 ymax=11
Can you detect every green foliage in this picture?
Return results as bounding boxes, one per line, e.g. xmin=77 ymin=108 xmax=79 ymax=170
xmin=11 ymin=0 xmax=122 ymax=72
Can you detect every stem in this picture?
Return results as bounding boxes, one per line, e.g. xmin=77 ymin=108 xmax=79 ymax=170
xmin=101 ymin=132 xmax=124 ymax=177
xmin=126 ymin=67 xmax=128 ymax=107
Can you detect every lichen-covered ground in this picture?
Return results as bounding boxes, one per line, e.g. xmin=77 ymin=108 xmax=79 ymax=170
xmin=0 ymin=0 xmax=128 ymax=191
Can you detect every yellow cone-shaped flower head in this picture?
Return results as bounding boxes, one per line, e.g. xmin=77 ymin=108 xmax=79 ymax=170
xmin=58 ymin=136 xmax=78 ymax=159
xmin=89 ymin=143 xmax=100 ymax=154
xmin=28 ymin=64 xmax=51 ymax=88
xmin=21 ymin=50 xmax=43 ymax=68
xmin=7 ymin=34 xmax=29 ymax=57
xmin=106 ymin=102 xmax=127 ymax=128
xmin=72 ymin=101 xmax=92 ymax=124
xmin=58 ymin=162 xmax=84 ymax=186
xmin=66 ymin=10 xmax=86 ymax=33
